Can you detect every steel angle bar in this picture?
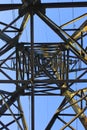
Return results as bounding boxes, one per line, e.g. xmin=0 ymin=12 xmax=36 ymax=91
xmin=58 ymin=96 xmax=87 ymax=113
xmin=0 ymin=51 xmax=15 ymax=67
xmin=59 ymin=114 xmax=76 ymax=116
xmin=61 ymin=106 xmax=87 ymax=130
xmin=69 ymin=70 xmax=87 ymax=87
xmin=0 ymin=21 xmax=20 ymax=31
xmin=63 ymin=90 xmax=87 ymax=129
xmin=17 ymin=54 xmax=24 ymax=80
xmin=30 ymin=10 xmax=35 ymax=130
xmin=0 ymin=121 xmax=9 ymax=130
xmin=19 ymin=13 xmax=30 ymax=33
xmin=0 ymin=83 xmax=28 ymax=116
xmin=21 ymin=1 xmax=87 ymax=8
xmin=41 ymin=2 xmax=87 ymax=8
xmin=1 ymin=15 xmax=20 ymax=33
xmin=0 ymin=80 xmax=30 ymax=83
xmin=0 ymin=69 xmax=13 ymax=80
xmin=57 ymin=117 xmax=75 ymax=130
xmin=0 ymin=66 xmax=16 ymax=71
xmin=71 ymin=20 xmax=87 ymax=40
xmin=2 ymin=95 xmax=22 ymax=113
xmin=23 ymin=92 xmax=60 ymax=96
xmin=0 ymin=4 xmax=22 ymax=11
xmin=0 ymin=30 xmax=11 ymax=42
xmin=0 ymin=117 xmax=22 ymax=129
xmin=1 ymin=113 xmax=22 ymax=116
xmin=34 ymin=79 xmax=87 ymax=84
xmin=17 ymin=99 xmax=28 ymax=130
xmin=0 ymin=34 xmax=19 ymax=56
xmin=33 ymin=87 xmax=59 ymax=94
xmin=17 ymin=1 xmax=30 ymax=38
xmin=0 ymin=94 xmax=23 ymax=130
xmin=61 ymin=16 xmax=87 ymax=42
xmin=61 ymin=13 xmax=87 ymax=28
xmin=0 ymin=90 xmax=12 ymax=95
xmin=68 ymin=67 xmax=86 ymax=73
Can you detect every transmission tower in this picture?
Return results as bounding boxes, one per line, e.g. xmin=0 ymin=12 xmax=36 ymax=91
xmin=0 ymin=0 xmax=87 ymax=130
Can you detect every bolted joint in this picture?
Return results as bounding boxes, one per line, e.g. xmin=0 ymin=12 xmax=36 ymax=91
xmin=19 ymin=3 xmax=30 ymax=17
xmin=19 ymin=0 xmax=45 ymax=17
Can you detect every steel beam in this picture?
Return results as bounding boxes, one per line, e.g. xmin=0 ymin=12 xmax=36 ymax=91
xmin=0 ymin=121 xmax=9 ymax=130
xmin=0 ymin=31 xmax=11 ymax=42
xmin=30 ymin=9 xmax=35 ymax=130
xmin=0 ymin=4 xmax=22 ymax=11
xmin=40 ymin=2 xmax=87 ymax=8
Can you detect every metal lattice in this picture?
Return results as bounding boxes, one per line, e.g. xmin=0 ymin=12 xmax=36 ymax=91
xmin=0 ymin=0 xmax=87 ymax=130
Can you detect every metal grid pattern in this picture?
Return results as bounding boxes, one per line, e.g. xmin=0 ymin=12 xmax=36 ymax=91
xmin=0 ymin=0 xmax=87 ymax=129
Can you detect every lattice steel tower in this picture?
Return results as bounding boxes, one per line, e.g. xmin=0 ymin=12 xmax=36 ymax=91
xmin=0 ymin=0 xmax=87 ymax=130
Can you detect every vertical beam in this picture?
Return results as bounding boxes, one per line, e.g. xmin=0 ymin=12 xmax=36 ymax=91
xmin=66 ymin=50 xmax=69 ymax=84
xmin=30 ymin=10 xmax=35 ymax=130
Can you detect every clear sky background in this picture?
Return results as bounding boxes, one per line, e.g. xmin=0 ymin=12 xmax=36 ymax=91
xmin=0 ymin=0 xmax=87 ymax=130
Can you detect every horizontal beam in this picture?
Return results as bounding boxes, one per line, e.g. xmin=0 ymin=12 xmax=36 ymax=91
xmin=41 ymin=2 xmax=87 ymax=8
xmin=0 ymin=4 xmax=22 ymax=11
xmin=0 ymin=79 xmax=87 ymax=83
xmin=35 ymin=79 xmax=87 ymax=84
xmin=0 ymin=2 xmax=86 ymax=12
